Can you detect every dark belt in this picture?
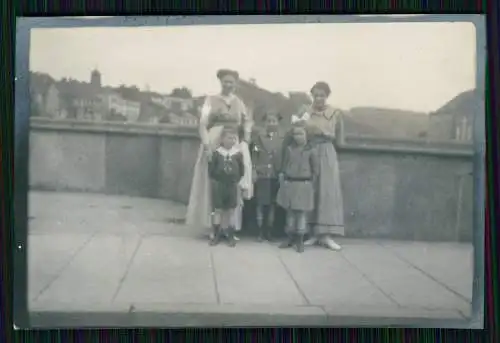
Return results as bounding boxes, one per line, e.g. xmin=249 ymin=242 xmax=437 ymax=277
xmin=284 ymin=176 xmax=312 ymax=182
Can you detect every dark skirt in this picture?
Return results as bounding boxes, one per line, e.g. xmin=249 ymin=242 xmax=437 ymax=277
xmin=211 ymin=180 xmax=239 ymax=210
xmin=254 ymin=177 xmax=279 ymax=206
xmin=276 ymin=180 xmax=314 ymax=212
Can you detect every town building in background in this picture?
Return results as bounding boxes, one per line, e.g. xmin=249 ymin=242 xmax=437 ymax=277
xmin=101 ymin=92 xmax=141 ymax=122
xmin=151 ymin=95 xmax=194 ymax=113
xmin=149 ymin=93 xmax=198 ymax=125
xmin=137 ymin=101 xmax=170 ymax=124
xmin=57 ymin=77 xmax=103 ymax=121
xmin=428 ymin=89 xmax=478 ymax=142
xmin=30 ymin=70 xmax=165 ymax=123
xmin=29 ymin=69 xmax=478 ymax=142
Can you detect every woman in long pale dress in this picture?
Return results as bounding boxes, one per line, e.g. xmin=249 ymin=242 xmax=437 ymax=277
xmin=185 ymin=69 xmax=253 ymax=240
xmin=288 ymin=81 xmax=345 ymax=251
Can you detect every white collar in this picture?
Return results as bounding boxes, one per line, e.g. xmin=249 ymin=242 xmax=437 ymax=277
xmin=216 ymin=146 xmax=240 ymax=157
xmin=218 ymin=93 xmax=235 ymax=103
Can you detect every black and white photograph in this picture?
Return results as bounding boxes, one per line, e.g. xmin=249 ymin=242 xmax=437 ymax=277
xmin=24 ymin=16 xmax=484 ymax=327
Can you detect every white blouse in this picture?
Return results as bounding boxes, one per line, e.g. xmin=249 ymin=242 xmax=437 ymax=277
xmin=199 ymin=93 xmax=252 ymax=142
xmin=199 ymin=93 xmax=243 ymax=121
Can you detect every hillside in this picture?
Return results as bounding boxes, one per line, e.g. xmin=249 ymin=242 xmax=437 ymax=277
xmin=432 ymin=89 xmax=480 ymax=119
xmin=345 ymin=107 xmax=429 ymax=139
xmin=30 ymin=71 xmax=442 ymax=139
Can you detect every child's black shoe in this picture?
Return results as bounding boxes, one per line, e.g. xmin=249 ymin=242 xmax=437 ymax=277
xmin=257 ymin=225 xmax=274 ymax=242
xmin=226 ymin=227 xmax=237 ymax=247
xmin=209 ymin=225 xmax=221 ymax=246
xmin=262 ymin=226 xmax=273 ymax=242
xmin=256 ymin=230 xmax=265 ymax=242
xmin=279 ymin=235 xmax=295 ymax=249
xmin=295 ymin=234 xmax=305 ymax=253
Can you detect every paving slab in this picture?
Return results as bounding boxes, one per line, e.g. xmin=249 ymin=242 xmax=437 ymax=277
xmin=29 ymin=303 xmax=329 ymax=328
xmin=29 ymin=300 xmax=131 ymax=313
xmin=322 ymin=303 xmax=463 ymax=320
xmin=129 ymin=303 xmax=328 ymax=326
xmin=29 ymin=190 xmax=187 ymax=235
xmin=379 ymin=241 xmax=473 ymax=301
xmin=340 ymin=241 xmax=471 ymax=312
xmin=28 ymin=301 xmax=468 ymax=328
xmin=278 ymin=246 xmax=395 ymax=307
xmin=321 ymin=303 xmax=469 ymax=328
xmin=211 ymin=241 xmax=306 ymax=305
xmin=33 ymin=234 xmax=141 ymax=305
xmin=129 ymin=302 xmax=322 ymax=314
xmin=113 ymin=236 xmax=217 ymax=304
xmin=28 ymin=233 xmax=93 ymax=304
xmin=28 ymin=216 xmax=108 ymax=235
xmin=25 ymin=191 xmax=475 ymax=325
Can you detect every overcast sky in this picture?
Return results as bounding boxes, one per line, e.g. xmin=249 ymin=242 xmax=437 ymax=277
xmin=30 ymin=21 xmax=477 ymax=113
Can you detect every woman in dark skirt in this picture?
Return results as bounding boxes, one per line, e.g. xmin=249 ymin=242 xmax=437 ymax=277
xmin=250 ymin=110 xmax=285 ymax=241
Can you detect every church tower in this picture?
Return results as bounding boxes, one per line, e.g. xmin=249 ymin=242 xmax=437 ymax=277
xmin=90 ymin=68 xmax=102 ymax=88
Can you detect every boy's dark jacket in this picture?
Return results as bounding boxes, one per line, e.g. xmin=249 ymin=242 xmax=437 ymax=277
xmin=250 ymin=127 xmax=286 ymax=179
xmin=208 ymin=149 xmax=245 ymax=183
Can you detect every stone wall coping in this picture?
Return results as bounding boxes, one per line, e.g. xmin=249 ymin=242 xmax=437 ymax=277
xmin=30 ymin=117 xmax=474 ymax=158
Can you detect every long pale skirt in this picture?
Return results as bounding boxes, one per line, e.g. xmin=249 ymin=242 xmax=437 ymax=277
xmin=310 ymin=142 xmax=345 ymax=236
xmin=185 ymin=125 xmax=253 ymax=234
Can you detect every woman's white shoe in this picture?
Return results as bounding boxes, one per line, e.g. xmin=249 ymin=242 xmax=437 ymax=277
xmin=304 ymin=236 xmax=319 ymax=246
xmin=321 ymin=236 xmax=342 ymax=251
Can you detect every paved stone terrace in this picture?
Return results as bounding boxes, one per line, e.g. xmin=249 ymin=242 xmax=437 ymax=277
xmin=27 ymin=191 xmax=474 ymax=327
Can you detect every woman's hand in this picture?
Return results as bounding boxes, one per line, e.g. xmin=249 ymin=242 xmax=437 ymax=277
xmin=306 ymin=123 xmax=323 ymax=136
xmin=203 ymin=143 xmax=213 ymax=159
xmin=240 ymin=130 xmax=251 ymax=144
xmin=239 ymin=140 xmax=249 ymax=151
xmin=241 ymin=187 xmax=250 ymax=200
xmin=251 ymin=168 xmax=258 ymax=184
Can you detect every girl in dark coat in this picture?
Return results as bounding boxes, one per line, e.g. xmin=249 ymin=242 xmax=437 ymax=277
xmin=277 ymin=123 xmax=319 ymax=253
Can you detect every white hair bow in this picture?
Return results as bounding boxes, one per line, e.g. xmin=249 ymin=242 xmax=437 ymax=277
xmin=291 ymin=112 xmax=310 ymax=124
